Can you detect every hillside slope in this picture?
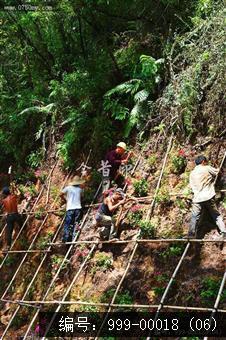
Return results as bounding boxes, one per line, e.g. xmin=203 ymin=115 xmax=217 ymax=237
xmin=0 ymin=2 xmax=226 ymax=339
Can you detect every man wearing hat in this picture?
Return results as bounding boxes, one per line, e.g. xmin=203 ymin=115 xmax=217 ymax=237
xmin=105 ymin=142 xmax=132 ymax=185
xmin=60 ymin=176 xmax=85 ymax=243
xmin=95 ymin=188 xmax=126 ymax=240
xmin=1 ymin=186 xmax=22 ymax=251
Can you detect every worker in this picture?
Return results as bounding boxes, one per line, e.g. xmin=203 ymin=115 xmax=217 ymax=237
xmin=102 ymin=142 xmax=132 ymax=193
xmin=105 ymin=142 xmax=132 ymax=181
xmin=95 ymin=188 xmax=126 ymax=240
xmin=60 ymin=176 xmax=85 ymax=243
xmin=1 ymin=186 xmax=22 ymax=251
xmin=188 ymin=155 xmax=226 ymax=239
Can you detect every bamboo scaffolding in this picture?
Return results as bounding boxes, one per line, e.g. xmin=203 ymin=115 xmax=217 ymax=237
xmin=41 ymin=244 xmax=97 ymax=339
xmin=2 ymin=151 xmax=94 ymax=338
xmin=23 ymin=154 xmax=101 ymax=339
xmin=23 ymin=184 xmax=102 ymax=339
xmin=38 ymin=156 xmax=141 ymax=340
xmin=0 ymin=162 xmax=57 ymax=270
xmin=0 ymin=237 xmax=224 ymax=255
xmin=48 ymin=238 xmax=226 ymax=246
xmin=1 ymin=190 xmax=225 ymax=217
xmin=2 ymin=299 xmax=226 ymax=313
xmin=0 ymin=215 xmax=66 ymax=338
xmin=0 ymin=167 xmax=69 ymax=302
xmin=1 ymin=249 xmax=51 ymax=254
xmin=146 ymin=151 xmax=226 ymax=340
xmin=95 ymin=135 xmax=174 ymax=339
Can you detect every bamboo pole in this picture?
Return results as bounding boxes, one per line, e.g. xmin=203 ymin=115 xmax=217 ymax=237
xmin=2 ymin=299 xmax=225 ymax=313
xmin=41 ymin=244 xmax=97 ymax=339
xmin=47 ymin=238 xmax=226 ymax=246
xmin=23 ymin=183 xmax=102 ymax=339
xmin=95 ymin=135 xmax=174 ymax=339
xmin=0 ymin=237 xmax=224 ymax=255
xmin=3 ymin=151 xmax=94 ymax=338
xmin=0 ymin=167 xmax=69 ymax=301
xmin=1 ymin=249 xmax=51 ymax=254
xmin=35 ymin=157 xmax=141 ymax=340
xmin=146 ymin=151 xmax=226 ymax=340
xmin=0 ymin=161 xmax=57 ymax=270
xmin=146 ymin=134 xmax=174 ymax=220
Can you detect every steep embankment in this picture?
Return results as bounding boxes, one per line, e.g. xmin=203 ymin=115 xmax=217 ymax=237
xmin=0 ymin=7 xmax=226 ymax=339
xmin=0 ymin=137 xmax=225 ymax=338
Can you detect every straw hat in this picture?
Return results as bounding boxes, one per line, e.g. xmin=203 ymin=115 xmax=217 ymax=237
xmin=117 ymin=142 xmax=127 ymax=150
xmin=68 ymin=176 xmax=85 ymax=186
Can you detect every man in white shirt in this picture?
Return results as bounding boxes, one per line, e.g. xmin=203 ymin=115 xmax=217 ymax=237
xmin=188 ymin=155 xmax=226 ymax=239
xmin=60 ymin=176 xmax=85 ymax=242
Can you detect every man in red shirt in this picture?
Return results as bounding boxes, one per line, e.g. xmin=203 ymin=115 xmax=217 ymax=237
xmin=1 ymin=187 xmax=22 ymax=250
xmin=105 ymin=142 xmax=131 ymax=181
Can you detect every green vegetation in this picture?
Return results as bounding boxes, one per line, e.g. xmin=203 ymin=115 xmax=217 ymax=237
xmin=139 ymin=220 xmax=156 ymax=239
xmin=34 ymin=207 xmax=45 ymax=219
xmin=156 ymin=188 xmax=170 ymax=205
xmin=171 ymin=154 xmax=187 ymax=174
xmin=127 ymin=205 xmax=143 ymax=227
xmin=91 ymin=252 xmax=113 ymax=275
xmin=159 ymin=245 xmax=184 ymax=259
xmin=133 ymin=179 xmax=149 ymax=197
xmin=4 ymin=255 xmax=14 ymax=267
xmin=101 ymin=288 xmax=133 ymax=305
xmin=1 ymin=0 xmax=222 ymax=170
xmin=36 ymin=231 xmax=54 ymax=249
xmin=200 ymin=277 xmax=226 ymax=304
xmin=153 ymin=273 xmax=171 ymax=296
xmin=147 ymin=154 xmax=158 ymax=170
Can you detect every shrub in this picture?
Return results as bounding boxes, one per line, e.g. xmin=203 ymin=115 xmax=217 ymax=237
xmin=51 ymin=255 xmax=68 ymax=274
xmin=100 ymin=288 xmax=116 ymax=302
xmin=172 ymin=155 xmax=187 ymax=174
xmin=159 ymin=245 xmax=184 ymax=259
xmin=133 ymin=178 xmax=149 ymax=197
xmin=148 ymin=154 xmax=158 ymax=170
xmin=200 ymin=277 xmax=226 ymax=303
xmin=155 ymin=189 xmax=170 ymax=205
xmin=34 ymin=207 xmax=45 ymax=219
xmin=27 ymin=148 xmax=44 ymax=169
xmin=115 ymin=290 xmax=133 ymax=305
xmin=139 ymin=220 xmax=156 ymax=239
xmin=91 ymin=252 xmax=113 ymax=275
xmin=127 ymin=205 xmax=143 ymax=227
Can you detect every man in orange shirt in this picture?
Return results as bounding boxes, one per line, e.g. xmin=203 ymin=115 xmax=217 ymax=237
xmin=1 ymin=187 xmax=22 ymax=250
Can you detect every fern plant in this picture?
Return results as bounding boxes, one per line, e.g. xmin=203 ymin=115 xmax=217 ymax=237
xmin=104 ymin=55 xmax=164 ymax=137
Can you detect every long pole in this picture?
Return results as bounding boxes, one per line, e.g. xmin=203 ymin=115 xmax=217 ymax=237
xmin=95 ymin=135 xmax=174 ymax=339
